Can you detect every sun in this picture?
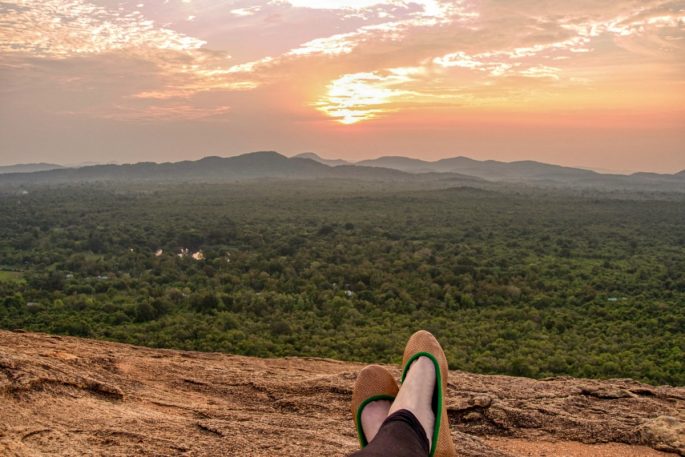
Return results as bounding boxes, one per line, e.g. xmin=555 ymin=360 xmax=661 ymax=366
xmin=315 ymin=72 xmax=405 ymax=124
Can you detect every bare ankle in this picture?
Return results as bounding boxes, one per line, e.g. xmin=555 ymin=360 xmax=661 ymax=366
xmin=361 ymin=399 xmax=391 ymax=442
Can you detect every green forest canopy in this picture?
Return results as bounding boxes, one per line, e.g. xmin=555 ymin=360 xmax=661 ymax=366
xmin=0 ymin=181 xmax=683 ymax=385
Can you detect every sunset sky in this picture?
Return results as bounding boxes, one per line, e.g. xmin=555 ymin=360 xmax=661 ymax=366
xmin=1 ymin=0 xmax=684 ymax=172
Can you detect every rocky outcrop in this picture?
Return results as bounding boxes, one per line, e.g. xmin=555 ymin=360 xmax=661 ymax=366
xmin=639 ymin=416 xmax=685 ymax=455
xmin=0 ymin=330 xmax=682 ymax=456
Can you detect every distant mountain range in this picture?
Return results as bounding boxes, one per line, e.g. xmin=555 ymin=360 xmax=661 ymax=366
xmin=317 ymin=153 xmax=684 ymax=191
xmin=0 ymin=152 xmax=682 ymax=192
xmin=0 ymin=163 xmax=64 ymax=174
xmin=0 ymin=151 xmax=480 ymax=186
xmin=356 ymin=155 xmax=600 ymax=180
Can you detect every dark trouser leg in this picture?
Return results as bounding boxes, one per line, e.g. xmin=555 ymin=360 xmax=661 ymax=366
xmin=349 ymin=409 xmax=430 ymax=457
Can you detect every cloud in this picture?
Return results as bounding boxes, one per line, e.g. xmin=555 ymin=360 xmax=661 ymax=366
xmin=309 ymin=0 xmax=684 ymax=123
xmin=277 ymin=0 xmax=461 ymax=19
xmin=217 ymin=0 xmax=478 ymax=83
xmin=520 ymin=65 xmax=562 ymax=80
xmin=230 ymin=6 xmax=262 ymax=17
xmin=0 ymin=0 xmax=265 ymax=118
xmin=1 ymin=0 xmax=683 ymax=126
xmin=0 ymin=0 xmax=206 ymax=58
xmin=283 ymin=0 xmax=401 ymax=9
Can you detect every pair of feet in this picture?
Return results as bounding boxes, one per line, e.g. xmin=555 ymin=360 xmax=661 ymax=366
xmin=361 ymin=356 xmax=436 ymax=447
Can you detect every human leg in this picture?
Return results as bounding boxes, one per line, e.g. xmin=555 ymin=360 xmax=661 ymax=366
xmin=349 ymin=409 xmax=429 ymax=457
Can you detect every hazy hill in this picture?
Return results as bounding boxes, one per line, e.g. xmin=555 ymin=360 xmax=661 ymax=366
xmin=356 ymin=155 xmax=685 ymax=191
xmin=0 ymin=152 xmax=682 ymax=192
xmin=631 ymin=169 xmax=685 ymax=177
xmin=356 ymin=156 xmax=436 ymax=173
xmin=358 ymin=155 xmax=600 ymax=180
xmin=437 ymin=158 xmax=599 ymax=180
xmin=0 ymin=151 xmax=483 ymax=186
xmin=0 ymin=151 xmax=335 ymax=184
xmin=1 ymin=330 xmax=683 ymax=456
xmin=294 ymin=152 xmax=350 ymax=166
xmin=0 ymin=163 xmax=64 ymax=174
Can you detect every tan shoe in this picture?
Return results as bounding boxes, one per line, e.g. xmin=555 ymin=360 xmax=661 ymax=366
xmin=351 ymin=364 xmax=399 ymax=447
xmin=401 ymin=330 xmax=457 ymax=457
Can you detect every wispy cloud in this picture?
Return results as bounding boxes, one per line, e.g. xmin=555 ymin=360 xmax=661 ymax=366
xmin=0 ymin=0 xmax=264 ymax=117
xmin=310 ymin=0 xmax=685 ymax=123
xmin=1 ymin=0 xmax=683 ymax=124
xmin=230 ymin=6 xmax=261 ymax=17
xmin=276 ymin=0 xmax=467 ymax=20
xmin=0 ymin=0 xmax=205 ymax=57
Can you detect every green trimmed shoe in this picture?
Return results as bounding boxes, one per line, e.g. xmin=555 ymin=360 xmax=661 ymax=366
xmin=351 ymin=364 xmax=399 ymax=448
xmin=401 ymin=330 xmax=457 ymax=457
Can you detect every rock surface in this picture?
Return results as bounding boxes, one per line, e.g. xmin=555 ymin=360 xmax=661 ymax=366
xmin=0 ymin=330 xmax=683 ymax=456
xmin=639 ymin=416 xmax=685 ymax=455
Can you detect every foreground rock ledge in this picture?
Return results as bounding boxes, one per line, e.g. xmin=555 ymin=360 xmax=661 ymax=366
xmin=0 ymin=330 xmax=683 ymax=456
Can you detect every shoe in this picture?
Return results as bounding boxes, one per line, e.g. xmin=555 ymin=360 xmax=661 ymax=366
xmin=351 ymin=364 xmax=399 ymax=447
xmin=401 ymin=330 xmax=457 ymax=457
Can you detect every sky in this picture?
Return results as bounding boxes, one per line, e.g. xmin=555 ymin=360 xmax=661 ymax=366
xmin=1 ymin=0 xmax=684 ymax=173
